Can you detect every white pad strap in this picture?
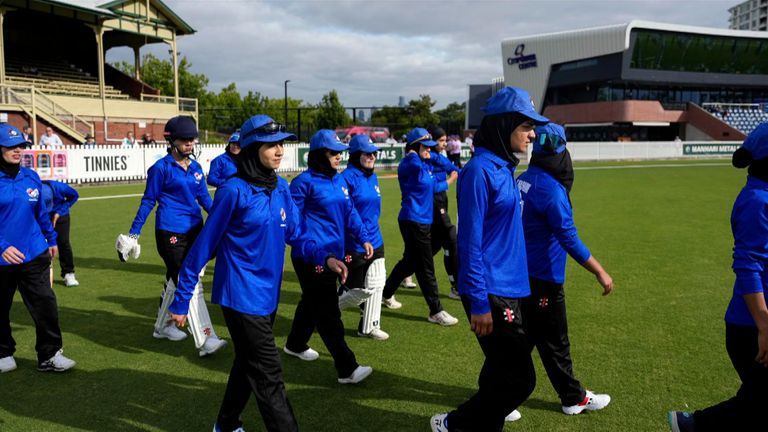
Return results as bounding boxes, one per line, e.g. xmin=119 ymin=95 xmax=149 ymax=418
xmin=186 ymin=279 xmax=217 ymax=348
xmin=154 ymin=278 xmax=176 ymax=333
xmin=362 ymin=258 xmax=385 ymax=334
xmin=338 ymin=287 xmax=374 ymax=309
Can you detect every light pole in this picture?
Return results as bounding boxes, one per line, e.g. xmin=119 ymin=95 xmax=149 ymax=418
xmin=284 ymin=80 xmax=290 ymax=126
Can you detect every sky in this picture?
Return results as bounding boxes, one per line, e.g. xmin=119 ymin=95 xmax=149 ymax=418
xmin=106 ymin=0 xmax=742 ymax=109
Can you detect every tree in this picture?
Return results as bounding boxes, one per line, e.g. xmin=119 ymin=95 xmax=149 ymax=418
xmin=435 ymin=102 xmax=466 ymax=135
xmin=315 ymin=90 xmax=351 ymax=130
xmin=110 ymin=54 xmax=209 ymax=99
xmin=407 ymin=95 xmax=440 ymax=130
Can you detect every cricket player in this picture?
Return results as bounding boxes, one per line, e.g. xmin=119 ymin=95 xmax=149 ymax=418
xmin=41 ymin=179 xmax=80 ymax=287
xmin=207 ymin=132 xmax=240 ymax=188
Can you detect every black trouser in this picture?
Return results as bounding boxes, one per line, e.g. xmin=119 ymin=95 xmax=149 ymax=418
xmin=53 ymin=214 xmax=75 ymax=276
xmin=155 ymin=225 xmax=202 ymax=283
xmin=522 ymin=277 xmax=585 ymax=406
xmin=383 ymin=220 xmax=443 ymax=316
xmin=431 ymin=192 xmax=458 ymax=287
xmin=341 ymin=246 xmax=385 ymax=332
xmin=216 ymin=306 xmax=299 ymax=432
xmin=0 ymin=252 xmax=63 ymax=363
xmin=448 ymin=153 xmax=462 ymax=168
xmin=286 ymin=257 xmax=359 ymax=378
xmin=692 ymin=323 xmax=768 ymax=432
xmin=447 ymin=294 xmax=536 ymax=432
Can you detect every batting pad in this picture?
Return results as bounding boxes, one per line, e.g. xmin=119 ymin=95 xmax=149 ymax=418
xmin=154 ymin=278 xmax=176 ymax=333
xmin=186 ymin=280 xmax=217 ymax=349
xmin=361 ymin=258 xmax=385 ymax=334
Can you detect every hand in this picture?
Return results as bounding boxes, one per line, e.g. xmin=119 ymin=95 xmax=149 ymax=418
xmin=326 ymin=257 xmax=348 ymax=284
xmin=1 ymin=246 xmax=25 ymax=265
xmin=51 ymin=213 xmax=60 ymax=228
xmin=597 ymin=271 xmax=614 ymax=296
xmin=363 ymin=242 xmax=374 ymax=260
xmin=470 ymin=312 xmax=493 ymax=337
xmin=757 ymin=327 xmax=768 ymax=367
xmin=170 ymin=313 xmax=187 ymax=328
xmin=49 ymin=246 xmax=58 ymax=258
xmin=446 ymin=171 xmax=459 ymax=186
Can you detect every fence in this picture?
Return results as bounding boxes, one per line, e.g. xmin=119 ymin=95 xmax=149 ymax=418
xmin=22 ymin=141 xmax=737 ymax=183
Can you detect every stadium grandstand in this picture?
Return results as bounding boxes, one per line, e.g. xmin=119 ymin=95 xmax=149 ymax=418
xmin=468 ymin=20 xmax=768 ymax=141
xmin=0 ymin=0 xmax=197 ymax=144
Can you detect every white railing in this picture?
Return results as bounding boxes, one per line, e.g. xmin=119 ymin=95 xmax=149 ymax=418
xmin=0 ymin=83 xmax=94 ymax=137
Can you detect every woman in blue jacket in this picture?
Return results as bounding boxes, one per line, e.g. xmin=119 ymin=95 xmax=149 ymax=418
xmin=382 ymin=127 xmax=458 ymax=326
xmin=42 ymin=180 xmax=80 ymax=287
xmin=668 ymin=123 xmax=768 ymax=432
xmin=516 ymin=123 xmax=613 ymax=420
xmin=431 ymin=87 xmax=549 ymax=432
xmin=169 ymin=115 xmax=347 ymax=432
xmin=284 ymin=129 xmax=374 ymax=384
xmin=120 ymin=115 xmax=226 ymax=357
xmin=339 ymin=134 xmax=388 ymax=340
xmin=207 ymin=132 xmax=240 ymax=188
xmin=0 ymin=124 xmax=75 ymax=374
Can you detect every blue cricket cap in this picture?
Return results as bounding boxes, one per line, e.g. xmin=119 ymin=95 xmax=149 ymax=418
xmin=228 ymin=132 xmax=240 ymax=144
xmin=482 ymin=86 xmax=549 ymax=125
xmin=164 ymin=116 xmax=199 ymax=141
xmin=406 ymin=127 xmax=437 ymax=147
xmin=239 ymin=115 xmax=297 ymax=149
xmin=348 ymin=134 xmax=380 ymax=154
xmin=309 ymin=129 xmax=349 ymax=152
xmin=0 ymin=124 xmax=30 ymax=147
xmin=533 ymin=123 xmax=567 ymax=154
xmin=741 ymin=122 xmax=768 ymax=162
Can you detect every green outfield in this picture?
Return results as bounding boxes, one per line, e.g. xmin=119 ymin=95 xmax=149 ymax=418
xmin=0 ymin=159 xmax=745 ymax=431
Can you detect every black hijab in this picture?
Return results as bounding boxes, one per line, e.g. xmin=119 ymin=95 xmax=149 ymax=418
xmin=473 ymin=112 xmax=530 ymax=166
xmin=0 ymin=153 xmax=21 ymax=178
xmin=733 ymin=146 xmax=768 ymax=183
xmin=307 ymin=149 xmax=338 ymax=178
xmin=348 ymin=152 xmax=374 ymax=176
xmin=530 ymin=148 xmax=575 ymax=194
xmin=237 ymin=142 xmax=277 ymax=190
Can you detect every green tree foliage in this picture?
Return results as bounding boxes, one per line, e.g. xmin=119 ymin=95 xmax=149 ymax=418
xmin=407 ymin=94 xmax=440 ymax=130
xmin=111 ymin=54 xmax=208 ymax=99
xmin=435 ymin=102 xmax=466 ymax=135
xmin=315 ymin=90 xmax=351 ymax=130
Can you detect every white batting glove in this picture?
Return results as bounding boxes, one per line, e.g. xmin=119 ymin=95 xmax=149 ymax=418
xmin=116 ymin=234 xmax=139 ymax=262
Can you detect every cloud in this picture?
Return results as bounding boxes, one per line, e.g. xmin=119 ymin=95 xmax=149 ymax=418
xmin=108 ymin=0 xmax=739 ymax=109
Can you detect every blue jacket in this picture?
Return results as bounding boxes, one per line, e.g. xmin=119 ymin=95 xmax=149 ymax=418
xmin=517 ymin=165 xmax=591 ymax=284
xmin=457 ymin=147 xmax=529 ymax=315
xmin=428 ymin=152 xmax=459 ymax=194
xmin=129 ymin=154 xmax=212 ymax=235
xmin=207 ymin=152 xmax=238 ymax=188
xmin=170 ymin=177 xmax=329 ymax=316
xmin=290 ymin=169 xmax=371 ymax=260
xmin=398 ymin=152 xmax=435 ymax=224
xmin=725 ymin=175 xmax=768 ymax=327
xmin=42 ymin=180 xmax=79 ymax=217
xmin=341 ymin=164 xmax=384 ymax=253
xmin=0 ymin=168 xmax=57 ymax=265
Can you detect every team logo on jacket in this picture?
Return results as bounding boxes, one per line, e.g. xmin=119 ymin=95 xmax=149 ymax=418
xmin=26 ymin=188 xmax=39 ymax=201
xmin=169 ymin=236 xmax=178 ymax=245
xmin=194 ymin=172 xmax=203 ymax=183
xmin=280 ymin=207 xmax=286 ymax=221
xmin=538 ymin=297 xmax=549 ymax=309
xmin=374 ymin=185 xmax=380 ymax=195
xmin=341 ymin=186 xmax=349 ymax=197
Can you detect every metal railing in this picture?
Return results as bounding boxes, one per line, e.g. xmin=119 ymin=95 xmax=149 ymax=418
xmin=0 ymin=83 xmax=94 ymax=137
xmin=140 ymin=94 xmax=198 ymax=114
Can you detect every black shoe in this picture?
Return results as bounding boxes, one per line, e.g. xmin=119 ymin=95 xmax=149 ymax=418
xmin=668 ymin=411 xmax=695 ymax=432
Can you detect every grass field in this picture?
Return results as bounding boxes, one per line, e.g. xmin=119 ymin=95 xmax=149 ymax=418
xmin=0 ymin=159 xmax=745 ymax=431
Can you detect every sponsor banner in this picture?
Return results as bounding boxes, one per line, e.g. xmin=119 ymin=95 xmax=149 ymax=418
xmin=682 ymin=143 xmax=740 ymax=156
xmin=21 ymin=149 xmax=69 ymax=180
xmin=297 ymin=144 xmax=405 ymax=169
xmin=65 ymin=147 xmax=146 ymax=180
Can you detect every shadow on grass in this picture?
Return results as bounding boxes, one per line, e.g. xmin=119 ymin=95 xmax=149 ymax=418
xmin=76 ymin=255 xmax=167 ymax=276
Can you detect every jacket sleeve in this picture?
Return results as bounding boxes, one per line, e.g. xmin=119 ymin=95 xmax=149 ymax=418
xmin=544 ymin=186 xmax=591 ymax=264
xmin=732 ymin=198 xmax=768 ymax=296
xmin=457 ymin=167 xmax=491 ymax=315
xmin=196 ymin=169 xmax=213 ymax=213
xmin=33 ymin=176 xmax=57 ymax=247
xmin=289 ymin=175 xmax=309 ymax=214
xmin=169 ymin=184 xmax=237 ymax=315
xmin=53 ymin=182 xmax=79 ymax=216
xmin=129 ymin=164 xmax=162 ymax=235
xmin=285 ymin=189 xmax=330 ymax=266
xmin=207 ymin=158 xmax=223 ymax=187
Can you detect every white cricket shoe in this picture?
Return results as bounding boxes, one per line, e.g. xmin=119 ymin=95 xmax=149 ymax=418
xmin=562 ymin=390 xmax=611 ymax=415
xmin=430 ymin=413 xmax=449 ymax=432
xmin=428 ymin=310 xmax=459 ymax=326
xmin=505 ymin=409 xmax=522 ymax=422
xmin=382 ymin=296 xmax=402 ymax=309
xmin=0 ymin=355 xmax=17 ymax=373
xmin=63 ymin=273 xmax=80 ymax=287
xmin=338 ymin=365 xmax=372 ymax=384
xmin=37 ymin=349 xmax=76 ymax=372
xmin=401 ymin=277 xmax=417 ymax=289
xmin=357 ymin=328 xmax=389 ymax=340
xmin=199 ymin=336 xmax=227 ymax=357
xmin=283 ymin=346 xmax=319 ymax=361
xmin=153 ymin=323 xmax=188 ymax=341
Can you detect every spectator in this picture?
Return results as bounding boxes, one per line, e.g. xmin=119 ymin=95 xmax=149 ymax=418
xmin=122 ymin=131 xmax=137 ymax=148
xmin=465 ymin=132 xmax=474 ymax=157
xmin=22 ymin=126 xmax=34 ymax=145
xmin=82 ymin=134 xmax=96 ymax=148
xmin=447 ymin=134 xmax=462 ymax=168
xmin=141 ymin=133 xmax=157 ymax=146
xmin=39 ymin=127 xmax=63 ymax=148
